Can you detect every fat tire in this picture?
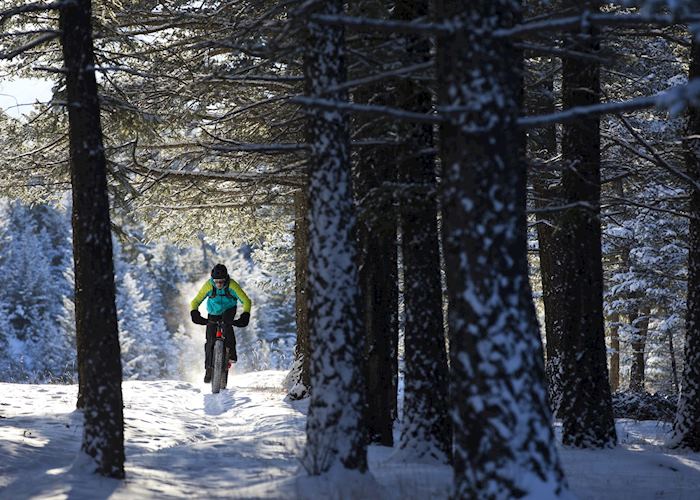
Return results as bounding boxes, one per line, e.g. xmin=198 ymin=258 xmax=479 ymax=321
xmin=212 ymin=340 xmax=224 ymax=394
xmin=222 ymin=362 xmax=229 ymax=389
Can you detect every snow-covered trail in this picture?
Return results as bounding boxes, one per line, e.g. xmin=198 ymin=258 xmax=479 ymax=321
xmin=0 ymin=371 xmax=448 ymax=499
xmin=0 ymin=371 xmax=310 ymax=499
xmin=2 ymin=370 xmax=700 ymax=499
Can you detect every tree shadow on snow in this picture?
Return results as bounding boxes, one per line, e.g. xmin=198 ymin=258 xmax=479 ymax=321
xmin=0 ymin=411 xmax=120 ymax=499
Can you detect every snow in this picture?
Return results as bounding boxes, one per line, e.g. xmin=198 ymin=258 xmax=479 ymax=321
xmin=1 ymin=371 xmax=700 ymax=499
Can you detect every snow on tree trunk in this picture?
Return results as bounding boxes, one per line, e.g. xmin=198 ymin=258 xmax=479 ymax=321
xmin=300 ymin=0 xmax=367 ymax=474
xmin=60 ymin=0 xmax=125 ymax=478
xmin=435 ymin=0 xmax=566 ymax=495
xmin=393 ymin=0 xmax=451 ymax=463
xmin=286 ymin=189 xmax=311 ymax=400
xmin=557 ymin=0 xmax=617 ymax=449
xmin=671 ymin=37 xmax=700 ymax=452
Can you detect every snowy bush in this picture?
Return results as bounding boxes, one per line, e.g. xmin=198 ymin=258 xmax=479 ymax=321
xmin=612 ymin=390 xmax=677 ymax=421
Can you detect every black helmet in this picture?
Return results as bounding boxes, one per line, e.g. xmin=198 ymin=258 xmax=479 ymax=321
xmin=211 ymin=263 xmax=228 ymax=279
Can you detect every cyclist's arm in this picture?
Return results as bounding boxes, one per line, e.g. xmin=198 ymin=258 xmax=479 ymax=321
xmin=190 ymin=281 xmax=213 ymax=311
xmin=229 ymin=279 xmax=252 ymax=313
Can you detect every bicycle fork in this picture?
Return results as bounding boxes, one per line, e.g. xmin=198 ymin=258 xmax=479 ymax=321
xmin=216 ymin=328 xmax=232 ymax=370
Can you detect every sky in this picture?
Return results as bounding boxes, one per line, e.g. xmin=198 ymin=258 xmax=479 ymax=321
xmin=0 ymin=78 xmax=54 ymax=119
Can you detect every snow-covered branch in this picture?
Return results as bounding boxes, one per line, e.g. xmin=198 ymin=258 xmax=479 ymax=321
xmin=523 ymin=79 xmax=700 ymax=127
xmin=292 ymin=96 xmax=441 ymax=123
xmin=310 ymin=10 xmax=700 ymax=39
xmin=325 ymin=61 xmax=433 ymax=93
xmin=310 ymin=13 xmax=442 ymax=35
xmin=614 ymin=113 xmax=700 ymax=193
xmin=521 ymin=94 xmax=658 ymax=128
xmin=295 ymin=79 xmax=700 ymax=129
xmin=206 ymin=142 xmax=309 ymax=153
xmin=133 ymin=164 xmax=304 ymax=188
xmin=0 ymin=32 xmax=59 ymax=60
xmin=0 ymin=1 xmax=63 ymax=23
xmin=496 ymin=12 xmax=700 ymax=38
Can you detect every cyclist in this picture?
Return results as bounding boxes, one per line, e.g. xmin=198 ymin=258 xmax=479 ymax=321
xmin=190 ymin=263 xmax=251 ymax=383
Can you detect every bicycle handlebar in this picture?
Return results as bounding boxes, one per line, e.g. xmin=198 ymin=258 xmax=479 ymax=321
xmin=206 ymin=318 xmax=234 ymax=326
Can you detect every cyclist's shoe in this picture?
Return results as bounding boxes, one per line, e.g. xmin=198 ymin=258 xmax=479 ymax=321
xmin=228 ymin=350 xmax=238 ymax=363
xmin=203 ymin=368 xmax=212 ymax=383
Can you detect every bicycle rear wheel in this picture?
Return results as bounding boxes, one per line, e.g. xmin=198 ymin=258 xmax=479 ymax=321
xmin=212 ymin=339 xmax=224 ymax=394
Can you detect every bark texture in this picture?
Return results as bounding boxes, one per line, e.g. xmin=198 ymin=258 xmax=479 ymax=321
xmin=301 ymin=0 xmax=367 ymax=473
xmin=671 ymin=37 xmax=700 ymax=451
xmin=556 ymin=0 xmax=617 ymax=449
xmin=350 ymin=1 xmax=399 ymax=447
xmin=394 ymin=0 xmax=451 ymax=463
xmin=628 ymin=306 xmax=650 ymax=393
xmin=286 ymin=188 xmax=311 ymax=400
xmin=527 ymin=67 xmax=565 ymax=414
xmin=436 ymin=0 xmax=566 ymax=496
xmin=60 ymin=0 xmax=125 ymax=478
xmin=609 ymin=312 xmax=621 ymax=392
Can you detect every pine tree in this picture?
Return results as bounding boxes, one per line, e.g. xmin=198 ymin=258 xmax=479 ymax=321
xmin=0 ymin=202 xmax=74 ymax=381
xmin=300 ymin=0 xmax=368 ymax=474
xmin=555 ymin=0 xmax=617 ymax=448
xmin=436 ymin=0 xmax=566 ymax=495
xmin=285 ymin=189 xmax=311 ymax=399
xmin=671 ymin=36 xmax=700 ymax=451
xmin=60 ymin=0 xmax=125 ymax=478
xmin=393 ymin=0 xmax=451 ymax=463
xmin=349 ymin=0 xmax=399 ymax=448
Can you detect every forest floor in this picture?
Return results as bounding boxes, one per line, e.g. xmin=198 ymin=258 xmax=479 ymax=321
xmin=0 ymin=370 xmax=698 ymax=499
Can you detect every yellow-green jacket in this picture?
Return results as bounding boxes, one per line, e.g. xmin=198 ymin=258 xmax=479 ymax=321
xmin=190 ymin=278 xmax=252 ymax=316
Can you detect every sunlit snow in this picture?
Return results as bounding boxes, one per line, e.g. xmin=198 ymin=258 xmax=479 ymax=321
xmin=0 ymin=371 xmax=699 ymax=498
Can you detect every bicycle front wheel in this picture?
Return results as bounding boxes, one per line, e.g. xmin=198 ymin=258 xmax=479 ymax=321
xmin=212 ymin=339 xmax=224 ymax=394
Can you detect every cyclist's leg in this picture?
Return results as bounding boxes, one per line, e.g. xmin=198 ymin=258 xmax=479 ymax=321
xmin=204 ymin=320 xmax=218 ymax=369
xmin=224 ymin=323 xmax=237 ymax=362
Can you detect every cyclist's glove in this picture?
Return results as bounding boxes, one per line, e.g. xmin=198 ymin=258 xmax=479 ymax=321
xmin=232 ymin=312 xmax=250 ymax=328
xmin=190 ymin=310 xmax=208 ymax=325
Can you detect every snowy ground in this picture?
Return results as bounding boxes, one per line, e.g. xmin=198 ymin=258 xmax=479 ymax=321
xmin=1 ymin=371 xmax=699 ymax=499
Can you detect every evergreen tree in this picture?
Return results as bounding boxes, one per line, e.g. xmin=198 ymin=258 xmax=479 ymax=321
xmin=671 ymin=35 xmax=700 ymax=451
xmin=60 ymin=0 xmax=125 ymax=478
xmin=285 ymin=189 xmax=311 ymax=399
xmin=0 ymin=202 xmax=74 ymax=382
xmin=556 ymin=0 xmax=617 ymax=448
xmin=436 ymin=0 xmax=565 ymax=496
xmin=394 ymin=0 xmax=451 ymax=463
xmin=300 ymin=0 xmax=368 ymax=474
xmin=348 ymin=0 xmax=399 ymax=448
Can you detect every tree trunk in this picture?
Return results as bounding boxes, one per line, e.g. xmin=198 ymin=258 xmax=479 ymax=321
xmin=608 ymin=178 xmax=631 ymax=394
xmin=286 ymin=188 xmax=310 ymax=400
xmin=301 ymin=0 xmax=367 ymax=473
xmin=629 ymin=306 xmax=650 ymax=392
xmin=609 ymin=312 xmax=621 ymax=392
xmin=393 ymin=0 xmax=451 ymax=463
xmin=358 ymin=223 xmax=397 ymax=446
xmin=671 ymin=37 xmax=700 ymax=451
xmin=60 ymin=0 xmax=124 ymax=478
xmin=527 ymin=64 xmax=565 ymax=414
xmin=436 ymin=1 xmax=566 ymax=495
xmin=350 ymin=2 xmax=398 ymax=447
xmin=669 ymin=325 xmax=679 ymax=395
xmin=556 ymin=0 xmax=617 ymax=449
